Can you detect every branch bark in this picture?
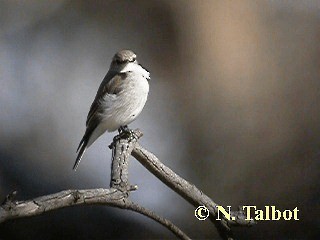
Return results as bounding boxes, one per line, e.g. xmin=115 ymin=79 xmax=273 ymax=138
xmin=0 ymin=188 xmax=189 ymax=240
xmin=132 ymin=142 xmax=255 ymax=239
xmin=0 ymin=188 xmax=123 ymax=223
xmin=0 ymin=129 xmax=254 ymax=239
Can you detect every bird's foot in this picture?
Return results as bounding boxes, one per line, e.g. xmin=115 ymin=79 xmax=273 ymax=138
xmin=109 ymin=128 xmax=142 ymax=149
xmin=117 ymin=126 xmax=138 ymax=142
xmin=118 ymin=125 xmax=130 ymax=133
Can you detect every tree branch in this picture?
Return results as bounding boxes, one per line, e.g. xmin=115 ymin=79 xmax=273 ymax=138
xmin=0 ymin=188 xmax=190 ymax=240
xmin=0 ymin=188 xmax=123 ymax=223
xmin=112 ymin=199 xmax=191 ymax=240
xmin=0 ymin=129 xmax=254 ymax=239
xmin=131 ymin=142 xmax=255 ymax=239
xmin=0 ymin=130 xmax=190 ymax=240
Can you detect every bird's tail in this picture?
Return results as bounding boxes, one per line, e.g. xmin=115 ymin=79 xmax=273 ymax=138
xmin=73 ymin=138 xmax=87 ymax=170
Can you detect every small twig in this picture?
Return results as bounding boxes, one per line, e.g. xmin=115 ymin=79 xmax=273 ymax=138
xmin=113 ymin=199 xmax=191 ymax=240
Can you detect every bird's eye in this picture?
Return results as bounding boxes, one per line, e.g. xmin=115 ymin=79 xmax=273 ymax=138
xmin=115 ymin=59 xmax=122 ymax=64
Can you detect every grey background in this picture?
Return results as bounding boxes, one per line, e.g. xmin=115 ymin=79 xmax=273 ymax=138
xmin=0 ymin=0 xmax=319 ymax=239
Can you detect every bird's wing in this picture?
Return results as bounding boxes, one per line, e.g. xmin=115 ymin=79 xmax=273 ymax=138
xmin=74 ymin=71 xmax=128 ymax=170
xmin=86 ymin=71 xmax=127 ymax=126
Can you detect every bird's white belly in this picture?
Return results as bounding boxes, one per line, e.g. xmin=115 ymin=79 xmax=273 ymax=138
xmin=101 ymin=74 xmax=149 ymax=132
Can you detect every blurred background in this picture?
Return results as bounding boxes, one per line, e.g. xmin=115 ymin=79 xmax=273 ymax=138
xmin=0 ymin=0 xmax=320 ymax=239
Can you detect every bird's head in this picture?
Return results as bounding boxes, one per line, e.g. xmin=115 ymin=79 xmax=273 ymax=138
xmin=111 ymin=50 xmax=137 ymax=70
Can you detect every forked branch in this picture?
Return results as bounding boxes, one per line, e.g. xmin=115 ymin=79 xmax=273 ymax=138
xmin=0 ymin=129 xmax=254 ymax=239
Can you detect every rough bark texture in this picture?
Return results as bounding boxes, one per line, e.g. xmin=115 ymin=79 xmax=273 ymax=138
xmin=0 ymin=129 xmax=254 ymax=239
xmin=132 ymin=143 xmax=255 ymax=239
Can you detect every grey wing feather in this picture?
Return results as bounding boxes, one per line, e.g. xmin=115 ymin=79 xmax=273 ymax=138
xmin=74 ymin=71 xmax=127 ymax=170
xmin=86 ymin=71 xmax=127 ymax=126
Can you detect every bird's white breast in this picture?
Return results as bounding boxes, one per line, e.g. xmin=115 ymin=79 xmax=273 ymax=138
xmin=101 ymin=62 xmax=149 ymax=132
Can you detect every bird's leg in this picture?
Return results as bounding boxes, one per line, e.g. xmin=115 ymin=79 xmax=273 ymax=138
xmin=110 ymin=126 xmax=138 ymax=149
xmin=112 ymin=126 xmax=126 ymax=143
xmin=117 ymin=125 xmax=137 ymax=141
xmin=118 ymin=126 xmax=124 ymax=134
xmin=120 ymin=125 xmax=130 ymax=132
xmin=113 ymin=126 xmax=127 ymax=142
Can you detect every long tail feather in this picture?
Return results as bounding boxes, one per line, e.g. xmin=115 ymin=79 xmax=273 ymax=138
xmin=76 ymin=138 xmax=85 ymax=152
xmin=74 ymin=122 xmax=99 ymax=170
xmin=73 ymin=139 xmax=87 ymax=170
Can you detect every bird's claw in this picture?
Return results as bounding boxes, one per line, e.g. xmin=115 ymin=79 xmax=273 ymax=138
xmin=114 ymin=126 xmax=138 ymax=143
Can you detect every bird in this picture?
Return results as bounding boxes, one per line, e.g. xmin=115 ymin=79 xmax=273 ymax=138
xmin=73 ymin=50 xmax=150 ymax=170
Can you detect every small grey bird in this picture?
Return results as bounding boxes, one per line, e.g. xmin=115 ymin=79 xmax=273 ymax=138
xmin=73 ymin=50 xmax=150 ymax=170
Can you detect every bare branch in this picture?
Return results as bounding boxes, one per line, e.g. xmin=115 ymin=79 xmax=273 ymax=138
xmin=1 ymin=129 xmax=254 ymax=239
xmin=0 ymin=188 xmax=124 ymax=223
xmin=131 ymin=141 xmax=255 ymax=239
xmin=113 ymin=199 xmax=191 ymax=240
xmin=109 ymin=130 xmax=143 ymax=191
xmin=0 ymin=188 xmax=189 ymax=239
xmin=0 ymin=129 xmax=190 ymax=240
xmin=107 ymin=130 xmax=190 ymax=239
